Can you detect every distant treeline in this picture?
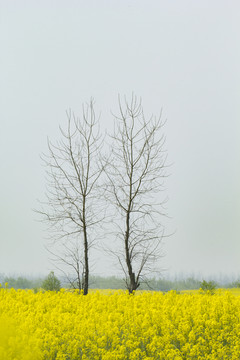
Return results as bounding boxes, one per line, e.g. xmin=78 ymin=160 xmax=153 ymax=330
xmin=1 ymin=274 xmax=240 ymax=291
xmin=1 ymin=275 xmax=43 ymax=290
xmin=89 ymin=276 xmax=240 ymax=291
xmin=89 ymin=276 xmax=203 ymax=291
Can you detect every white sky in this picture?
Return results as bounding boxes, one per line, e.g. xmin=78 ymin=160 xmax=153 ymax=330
xmin=0 ymin=0 xmax=240 ymax=278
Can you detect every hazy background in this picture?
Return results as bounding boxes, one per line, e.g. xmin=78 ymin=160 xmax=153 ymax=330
xmin=0 ymin=0 xmax=239 ymax=279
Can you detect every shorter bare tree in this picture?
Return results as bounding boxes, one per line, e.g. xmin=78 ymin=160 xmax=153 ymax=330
xmin=36 ymin=100 xmax=103 ymax=295
xmin=46 ymin=240 xmax=85 ymax=293
xmin=105 ymin=95 xmax=168 ymax=293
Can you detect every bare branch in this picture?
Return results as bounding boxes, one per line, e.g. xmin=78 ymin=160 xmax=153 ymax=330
xmin=105 ymin=94 xmax=169 ymax=293
xmin=35 ymin=99 xmax=104 ymax=295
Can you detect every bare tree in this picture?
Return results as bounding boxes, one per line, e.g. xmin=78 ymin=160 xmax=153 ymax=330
xmin=105 ymin=95 xmax=168 ymax=293
xmin=36 ymin=100 xmax=103 ymax=295
xmin=46 ymin=239 xmax=86 ymax=294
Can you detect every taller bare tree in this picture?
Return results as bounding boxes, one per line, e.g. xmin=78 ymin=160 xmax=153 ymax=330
xmin=36 ymin=100 xmax=103 ymax=295
xmin=105 ymin=95 xmax=168 ymax=293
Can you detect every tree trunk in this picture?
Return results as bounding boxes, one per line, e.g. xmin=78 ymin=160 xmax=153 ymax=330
xmin=125 ymin=211 xmax=139 ymax=294
xmin=83 ymin=223 xmax=89 ymax=295
xmin=83 ymin=195 xmax=89 ymax=295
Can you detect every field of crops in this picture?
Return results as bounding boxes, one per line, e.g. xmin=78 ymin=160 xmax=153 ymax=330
xmin=1 ymin=287 xmax=240 ymax=360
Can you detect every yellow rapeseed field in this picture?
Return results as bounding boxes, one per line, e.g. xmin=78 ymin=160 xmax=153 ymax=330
xmin=1 ymin=287 xmax=240 ymax=359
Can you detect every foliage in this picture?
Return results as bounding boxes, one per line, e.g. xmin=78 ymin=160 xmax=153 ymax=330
xmin=88 ymin=276 xmax=201 ymax=292
xmin=41 ymin=271 xmax=61 ymax=292
xmin=3 ymin=276 xmax=42 ymax=290
xmin=200 ymin=280 xmax=217 ymax=294
xmin=1 ymin=274 xmax=202 ymax=291
xmin=1 ymin=288 xmax=240 ymax=359
xmin=89 ymin=275 xmax=126 ymax=289
xmin=139 ymin=277 xmax=201 ymax=292
xmin=229 ymin=280 xmax=240 ymax=288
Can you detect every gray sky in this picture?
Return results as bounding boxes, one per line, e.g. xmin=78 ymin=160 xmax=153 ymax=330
xmin=0 ymin=0 xmax=240 ymax=278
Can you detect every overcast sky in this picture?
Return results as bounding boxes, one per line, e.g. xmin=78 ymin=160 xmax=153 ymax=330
xmin=0 ymin=0 xmax=240 ymax=279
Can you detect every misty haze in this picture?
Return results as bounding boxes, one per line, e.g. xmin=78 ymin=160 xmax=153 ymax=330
xmin=0 ymin=1 xmax=239 ymax=283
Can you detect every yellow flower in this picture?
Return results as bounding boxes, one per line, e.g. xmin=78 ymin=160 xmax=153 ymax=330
xmin=0 ymin=287 xmax=240 ymax=359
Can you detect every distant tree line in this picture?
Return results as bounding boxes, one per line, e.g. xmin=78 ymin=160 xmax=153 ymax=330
xmin=1 ymin=276 xmax=42 ymax=290
xmin=2 ymin=274 xmax=240 ymax=291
